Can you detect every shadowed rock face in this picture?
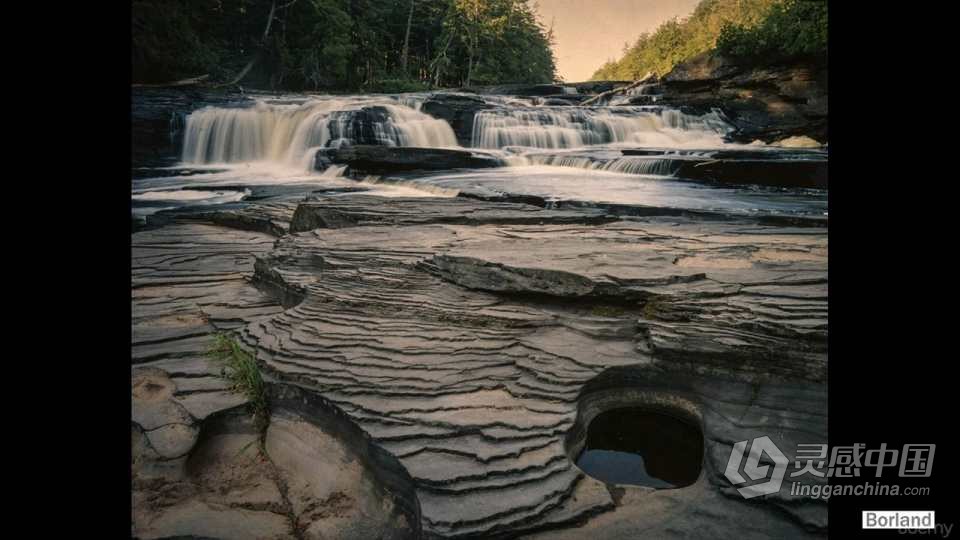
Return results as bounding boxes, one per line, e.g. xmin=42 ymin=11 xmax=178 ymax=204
xmin=133 ymin=191 xmax=827 ymax=539
xmin=421 ymin=94 xmax=495 ymax=147
xmin=321 ymin=145 xmax=504 ymax=175
xmin=131 ymin=87 xmax=251 ymax=167
xmin=657 ymin=53 xmax=828 ymax=144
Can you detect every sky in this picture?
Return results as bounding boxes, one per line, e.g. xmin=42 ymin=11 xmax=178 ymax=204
xmin=534 ymin=0 xmax=701 ymax=82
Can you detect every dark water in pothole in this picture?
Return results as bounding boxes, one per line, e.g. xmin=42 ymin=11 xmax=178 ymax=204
xmin=576 ymin=407 xmax=703 ymax=488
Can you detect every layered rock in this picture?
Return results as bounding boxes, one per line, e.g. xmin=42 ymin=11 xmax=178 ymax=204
xmin=289 ymin=196 xmax=615 ymax=233
xmin=244 ymin=195 xmax=825 ymax=537
xmin=133 ymin=191 xmax=827 ymax=539
xmin=321 ymin=145 xmax=504 ymax=175
xmin=656 ymin=52 xmax=828 ymax=144
xmin=133 ymin=218 xmax=421 ymax=539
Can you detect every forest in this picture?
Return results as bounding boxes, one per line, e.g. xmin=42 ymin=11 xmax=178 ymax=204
xmin=590 ymin=0 xmax=827 ymax=81
xmin=131 ymin=0 xmax=558 ymax=91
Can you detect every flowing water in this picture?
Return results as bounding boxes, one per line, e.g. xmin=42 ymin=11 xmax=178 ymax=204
xmin=471 ymin=106 xmax=731 ymax=149
xmin=132 ymin=91 xmax=826 ymax=220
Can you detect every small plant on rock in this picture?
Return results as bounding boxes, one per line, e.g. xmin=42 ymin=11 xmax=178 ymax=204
xmin=208 ymin=333 xmax=269 ymax=431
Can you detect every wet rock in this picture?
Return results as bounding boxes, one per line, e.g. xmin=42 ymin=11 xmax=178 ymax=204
xmin=131 ymin=87 xmax=250 ymax=167
xmin=676 ymin=158 xmax=828 ymax=189
xmin=289 ymin=195 xmax=616 ymax=233
xmin=326 ymin=106 xmax=398 ymax=146
xmin=420 ymin=93 xmax=495 ymax=146
xmin=323 ymin=145 xmax=503 ymax=175
xmin=611 ymin=146 xmax=828 ymax=189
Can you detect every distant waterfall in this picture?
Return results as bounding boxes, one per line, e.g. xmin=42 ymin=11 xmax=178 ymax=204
xmin=471 ymin=106 xmax=732 ymax=149
xmin=181 ymin=99 xmax=458 ymax=166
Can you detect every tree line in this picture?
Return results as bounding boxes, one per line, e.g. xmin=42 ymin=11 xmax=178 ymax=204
xmin=590 ymin=0 xmax=827 ymax=81
xmin=132 ymin=0 xmax=558 ymax=91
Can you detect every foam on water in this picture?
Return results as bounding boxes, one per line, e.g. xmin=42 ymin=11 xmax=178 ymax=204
xmin=131 ymin=189 xmax=249 ymax=203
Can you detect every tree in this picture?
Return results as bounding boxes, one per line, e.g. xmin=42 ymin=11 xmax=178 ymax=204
xmin=132 ymin=0 xmax=556 ymax=90
xmin=588 ymin=0 xmax=803 ymax=81
xmin=400 ymin=0 xmax=415 ymax=74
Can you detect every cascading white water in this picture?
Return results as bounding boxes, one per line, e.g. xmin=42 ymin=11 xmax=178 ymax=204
xmin=181 ymin=98 xmax=458 ymax=167
xmin=521 ymin=154 xmax=684 ymax=176
xmin=320 ymin=164 xmax=348 ymax=177
xmin=601 ymin=156 xmax=682 ymax=175
xmin=471 ymin=106 xmax=732 ymax=149
xmin=383 ymin=105 xmax=459 ymax=148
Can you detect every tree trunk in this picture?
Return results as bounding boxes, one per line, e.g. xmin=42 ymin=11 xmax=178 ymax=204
xmin=466 ymin=51 xmax=473 ymax=87
xmin=400 ymin=0 xmax=415 ymax=74
xmin=430 ymin=32 xmax=454 ymax=87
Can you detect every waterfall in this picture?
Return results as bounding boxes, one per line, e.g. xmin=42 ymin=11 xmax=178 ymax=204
xmin=181 ymin=98 xmax=458 ymax=167
xmin=471 ymin=106 xmax=732 ymax=149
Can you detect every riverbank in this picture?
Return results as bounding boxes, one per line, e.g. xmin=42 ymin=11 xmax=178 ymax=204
xmin=131 ymin=68 xmax=828 ymax=538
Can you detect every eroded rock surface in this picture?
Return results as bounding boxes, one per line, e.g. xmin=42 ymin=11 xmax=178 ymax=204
xmin=132 ymin=382 xmax=419 ymax=539
xmin=133 ymin=192 xmax=827 ymax=538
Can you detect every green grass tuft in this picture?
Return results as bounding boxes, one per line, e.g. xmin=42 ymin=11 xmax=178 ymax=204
xmin=208 ymin=333 xmax=268 ymax=430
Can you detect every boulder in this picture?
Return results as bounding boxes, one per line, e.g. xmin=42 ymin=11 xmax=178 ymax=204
xmin=420 ymin=93 xmax=494 ymax=146
xmin=325 ymin=106 xmax=396 ymax=145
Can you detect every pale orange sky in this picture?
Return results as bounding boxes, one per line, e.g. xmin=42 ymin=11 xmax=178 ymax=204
xmin=534 ymin=0 xmax=701 ymax=82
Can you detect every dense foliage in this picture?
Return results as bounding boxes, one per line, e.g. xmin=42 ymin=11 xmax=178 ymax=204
xmin=132 ymin=0 xmax=557 ymax=90
xmin=590 ymin=0 xmax=826 ymax=81
xmin=716 ymin=0 xmax=827 ymax=60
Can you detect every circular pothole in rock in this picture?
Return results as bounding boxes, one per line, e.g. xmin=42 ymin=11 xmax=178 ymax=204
xmin=575 ymin=407 xmax=703 ymax=488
